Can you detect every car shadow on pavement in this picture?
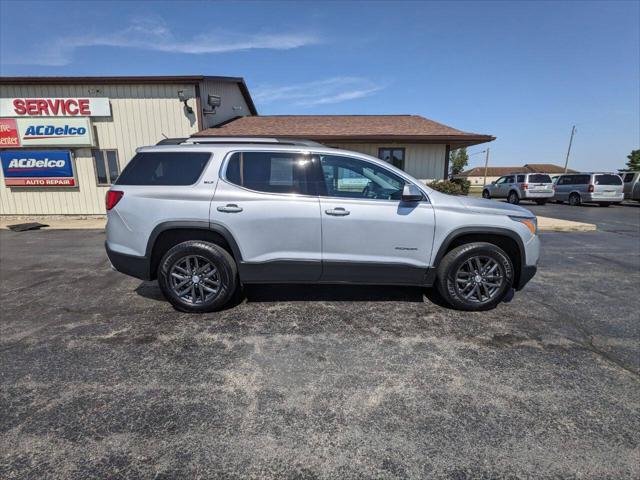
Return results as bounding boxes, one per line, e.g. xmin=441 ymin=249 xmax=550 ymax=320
xmin=135 ymin=280 xmax=427 ymax=304
xmin=242 ymin=284 xmax=427 ymax=303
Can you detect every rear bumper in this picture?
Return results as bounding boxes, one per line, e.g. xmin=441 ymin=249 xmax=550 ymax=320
xmin=106 ymin=243 xmax=151 ymax=280
xmin=516 ymin=265 xmax=537 ymax=290
xmin=583 ymin=193 xmax=624 ymax=203
xmin=521 ymin=191 xmax=554 ymax=199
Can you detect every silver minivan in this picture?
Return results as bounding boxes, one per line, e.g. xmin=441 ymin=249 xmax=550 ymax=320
xmin=553 ymin=173 xmax=624 ymax=206
xmin=620 ymin=171 xmax=640 ymax=201
xmin=482 ymin=173 xmax=555 ymax=205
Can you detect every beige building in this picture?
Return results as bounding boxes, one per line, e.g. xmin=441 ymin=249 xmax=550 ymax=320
xmin=194 ymin=115 xmax=494 ymax=184
xmin=455 ymin=163 xmax=578 ymax=186
xmin=0 ymin=76 xmax=256 ymax=215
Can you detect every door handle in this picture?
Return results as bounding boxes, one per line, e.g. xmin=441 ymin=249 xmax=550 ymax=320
xmin=217 ymin=204 xmax=243 ymax=213
xmin=325 ymin=207 xmax=350 ymax=216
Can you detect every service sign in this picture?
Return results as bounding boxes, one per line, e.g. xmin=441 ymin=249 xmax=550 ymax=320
xmin=1 ymin=150 xmax=75 ymax=187
xmin=14 ymin=117 xmax=94 ymax=147
xmin=0 ymin=118 xmax=20 ymax=147
xmin=0 ymin=98 xmax=111 ymax=117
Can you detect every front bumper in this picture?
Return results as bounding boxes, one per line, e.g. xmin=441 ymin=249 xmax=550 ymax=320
xmin=515 ymin=265 xmax=537 ymax=290
xmin=105 ymin=243 xmax=151 ymax=280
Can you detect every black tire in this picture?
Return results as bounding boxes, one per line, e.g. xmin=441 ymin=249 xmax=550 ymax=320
xmin=507 ymin=191 xmax=520 ymax=205
xmin=568 ymin=193 xmax=582 ymax=206
xmin=599 ymin=202 xmax=611 ymax=207
xmin=482 ymin=190 xmax=491 ymax=199
xmin=435 ymin=242 xmax=514 ymax=311
xmin=158 ymin=240 xmax=238 ymax=313
xmin=535 ymin=200 xmax=547 ymax=205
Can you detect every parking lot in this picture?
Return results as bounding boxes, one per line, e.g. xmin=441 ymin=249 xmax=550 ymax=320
xmin=1 ymin=204 xmax=639 ymax=479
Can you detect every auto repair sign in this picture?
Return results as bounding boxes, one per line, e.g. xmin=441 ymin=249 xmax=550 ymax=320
xmin=13 ymin=117 xmax=94 ymax=147
xmin=0 ymin=98 xmax=111 ymax=117
xmin=1 ymin=150 xmax=76 ymax=186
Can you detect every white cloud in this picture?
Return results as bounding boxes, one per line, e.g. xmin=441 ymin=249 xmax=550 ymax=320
xmin=253 ymin=77 xmax=384 ymax=106
xmin=3 ymin=17 xmax=321 ymax=66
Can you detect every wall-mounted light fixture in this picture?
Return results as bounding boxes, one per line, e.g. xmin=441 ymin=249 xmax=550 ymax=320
xmin=177 ymin=90 xmax=194 ymax=115
xmin=203 ymin=94 xmax=221 ymax=116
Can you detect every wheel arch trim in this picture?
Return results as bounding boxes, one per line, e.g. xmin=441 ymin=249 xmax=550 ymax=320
xmin=145 ymin=221 xmax=243 ymax=262
xmin=432 ymin=226 xmax=527 ymax=286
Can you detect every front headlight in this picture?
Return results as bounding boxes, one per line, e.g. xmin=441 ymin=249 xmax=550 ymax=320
xmin=510 ymin=216 xmax=537 ymax=235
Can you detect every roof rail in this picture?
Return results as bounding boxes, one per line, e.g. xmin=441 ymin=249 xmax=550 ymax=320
xmin=184 ymin=137 xmax=326 ymax=147
xmin=156 ymin=137 xmax=189 ymax=145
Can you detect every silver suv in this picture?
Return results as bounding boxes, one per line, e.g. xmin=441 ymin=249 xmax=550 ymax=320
xmin=553 ymin=173 xmax=624 ymax=206
xmin=482 ymin=173 xmax=554 ymax=205
xmin=105 ymin=138 xmax=540 ymax=312
xmin=621 ymin=171 xmax=640 ymax=201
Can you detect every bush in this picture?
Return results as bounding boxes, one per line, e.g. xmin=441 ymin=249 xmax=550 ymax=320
xmin=427 ymin=179 xmax=470 ymax=195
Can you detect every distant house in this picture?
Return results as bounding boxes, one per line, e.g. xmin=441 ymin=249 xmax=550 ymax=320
xmin=455 ymin=163 xmax=578 ymax=185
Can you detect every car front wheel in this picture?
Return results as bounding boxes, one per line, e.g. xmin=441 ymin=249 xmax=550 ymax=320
xmin=435 ymin=242 xmax=514 ymax=311
xmin=508 ymin=191 xmax=520 ymax=204
xmin=158 ymin=240 xmax=238 ymax=313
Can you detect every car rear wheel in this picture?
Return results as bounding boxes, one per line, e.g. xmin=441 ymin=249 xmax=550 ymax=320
xmin=158 ymin=240 xmax=238 ymax=313
xmin=482 ymin=190 xmax=491 ymax=199
xmin=507 ymin=191 xmax=520 ymax=204
xmin=569 ymin=193 xmax=581 ymax=206
xmin=435 ymin=242 xmax=514 ymax=311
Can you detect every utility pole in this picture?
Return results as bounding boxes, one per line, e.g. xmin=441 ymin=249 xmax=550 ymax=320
xmin=563 ymin=125 xmax=576 ymax=173
xmin=482 ymin=148 xmax=491 ymax=186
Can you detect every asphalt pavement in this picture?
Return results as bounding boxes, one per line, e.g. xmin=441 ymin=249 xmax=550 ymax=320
xmin=1 ymin=205 xmax=639 ymax=479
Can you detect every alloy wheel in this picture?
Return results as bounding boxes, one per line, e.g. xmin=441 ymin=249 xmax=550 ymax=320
xmin=454 ymin=256 xmax=504 ymax=303
xmin=168 ymin=255 xmax=220 ymax=304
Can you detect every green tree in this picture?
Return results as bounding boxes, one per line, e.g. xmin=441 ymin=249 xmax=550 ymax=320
xmin=624 ymin=149 xmax=640 ymax=171
xmin=449 ymin=147 xmax=469 ymax=176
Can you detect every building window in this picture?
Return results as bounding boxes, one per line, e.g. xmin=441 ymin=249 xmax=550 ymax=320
xmin=378 ymin=148 xmax=405 ymax=170
xmin=93 ymin=150 xmax=120 ymax=186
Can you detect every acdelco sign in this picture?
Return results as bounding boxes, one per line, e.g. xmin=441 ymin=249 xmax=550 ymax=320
xmin=1 ymin=150 xmax=76 ymax=187
xmin=0 ymin=97 xmax=110 ymax=117
xmin=14 ymin=117 xmax=94 ymax=147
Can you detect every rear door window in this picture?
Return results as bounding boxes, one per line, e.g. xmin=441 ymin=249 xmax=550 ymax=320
xmin=225 ymin=151 xmax=316 ymax=195
xmin=517 ymin=175 xmax=526 ymax=182
xmin=595 ymin=174 xmax=623 ymax=185
xmin=528 ymin=174 xmax=552 ymax=183
xmin=116 ymin=152 xmax=211 ymax=185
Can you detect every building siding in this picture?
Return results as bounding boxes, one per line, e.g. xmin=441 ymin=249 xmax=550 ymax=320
xmin=198 ymin=79 xmax=251 ymax=129
xmin=0 ymin=82 xmax=226 ymax=215
xmin=329 ymin=143 xmax=447 ymax=182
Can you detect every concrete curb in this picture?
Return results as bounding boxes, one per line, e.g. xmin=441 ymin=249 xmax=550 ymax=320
xmin=537 ymin=216 xmax=597 ymax=232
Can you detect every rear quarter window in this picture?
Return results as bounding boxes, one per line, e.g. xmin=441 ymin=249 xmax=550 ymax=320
xmin=116 ymin=152 xmax=211 ymax=185
xmin=594 ymin=174 xmax=623 ymax=185
xmin=528 ymin=174 xmax=552 ymax=183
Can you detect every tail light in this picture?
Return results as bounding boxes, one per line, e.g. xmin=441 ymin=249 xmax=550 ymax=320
xmin=522 ymin=183 xmax=528 ymax=190
xmin=552 ymin=184 xmax=556 ymax=191
xmin=588 ymin=184 xmax=594 ymax=193
xmin=105 ymin=190 xmax=124 ymax=210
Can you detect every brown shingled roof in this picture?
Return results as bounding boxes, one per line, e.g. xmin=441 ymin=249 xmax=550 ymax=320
xmin=194 ymin=115 xmax=494 ymax=148
xmin=458 ymin=164 xmax=577 ymax=177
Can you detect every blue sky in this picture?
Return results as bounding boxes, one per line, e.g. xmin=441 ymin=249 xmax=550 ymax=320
xmin=1 ymin=0 xmax=638 ymax=171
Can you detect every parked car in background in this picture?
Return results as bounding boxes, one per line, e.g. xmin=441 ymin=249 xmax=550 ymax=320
xmin=553 ymin=173 xmax=624 ymax=206
xmin=620 ymin=171 xmax=640 ymax=201
xmin=105 ymin=138 xmax=540 ymax=313
xmin=482 ymin=173 xmax=554 ymax=205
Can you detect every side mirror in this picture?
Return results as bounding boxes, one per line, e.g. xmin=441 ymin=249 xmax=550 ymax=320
xmin=402 ymin=184 xmax=423 ymax=202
